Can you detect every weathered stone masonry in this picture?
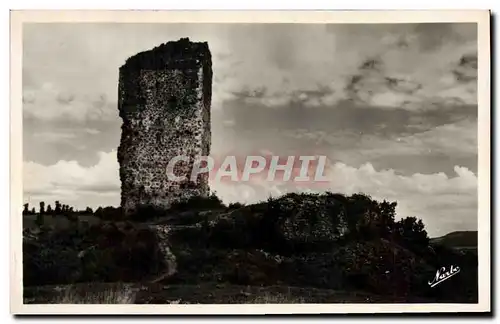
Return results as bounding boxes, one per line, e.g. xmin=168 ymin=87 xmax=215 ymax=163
xmin=118 ymin=38 xmax=212 ymax=215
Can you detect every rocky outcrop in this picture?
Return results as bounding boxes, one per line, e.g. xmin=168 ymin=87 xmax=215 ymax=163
xmin=205 ymin=193 xmax=350 ymax=254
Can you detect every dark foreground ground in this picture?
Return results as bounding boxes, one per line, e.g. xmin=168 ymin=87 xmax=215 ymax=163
xmin=23 ymin=193 xmax=478 ymax=304
xmin=25 ymin=282 xmax=437 ymax=304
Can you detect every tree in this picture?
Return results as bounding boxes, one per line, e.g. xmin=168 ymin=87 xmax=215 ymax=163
xmin=343 ymin=194 xmax=399 ymax=240
xmin=23 ymin=203 xmax=29 ymax=216
xmin=66 ymin=206 xmax=77 ymax=222
xmin=85 ymin=207 xmax=93 ymax=214
xmin=35 ymin=210 xmax=44 ymax=227
xmin=394 ymin=216 xmax=429 ymax=254
xmin=345 ymin=193 xmax=373 ymax=234
xmin=94 ymin=207 xmax=103 ymax=218
xmin=31 ymin=207 xmax=35 ymax=214
xmin=374 ymin=200 xmax=397 ymax=238
xmin=39 ymin=201 xmax=45 ymax=215
xmin=55 ymin=201 xmax=61 ymax=214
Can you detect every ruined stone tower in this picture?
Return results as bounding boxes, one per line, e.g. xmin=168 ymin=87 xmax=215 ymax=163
xmin=117 ymin=38 xmax=212 ymax=216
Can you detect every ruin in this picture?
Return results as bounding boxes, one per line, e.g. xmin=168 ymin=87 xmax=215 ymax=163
xmin=117 ymin=38 xmax=212 ymax=216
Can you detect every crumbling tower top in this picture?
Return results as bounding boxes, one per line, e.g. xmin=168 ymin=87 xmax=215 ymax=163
xmin=121 ymin=38 xmax=211 ymax=71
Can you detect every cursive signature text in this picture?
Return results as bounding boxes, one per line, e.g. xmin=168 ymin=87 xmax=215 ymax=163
xmin=428 ymin=265 xmax=460 ymax=287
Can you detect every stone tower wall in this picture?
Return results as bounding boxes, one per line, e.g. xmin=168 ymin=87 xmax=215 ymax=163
xmin=117 ymin=38 xmax=212 ymax=216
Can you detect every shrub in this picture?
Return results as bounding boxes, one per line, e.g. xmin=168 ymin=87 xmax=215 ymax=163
xmin=129 ymin=204 xmax=167 ymax=221
xmin=169 ymin=193 xmax=226 ymax=212
xmin=94 ymin=206 xmax=123 ymax=221
xmin=23 ymin=222 xmax=167 ymax=286
xmin=393 ymin=216 xmax=430 ymax=255
xmin=39 ymin=201 xmax=45 ymax=215
xmin=23 ymin=203 xmax=29 ymax=216
xmin=228 ymin=202 xmax=245 ymax=210
xmin=55 ymin=201 xmax=61 ymax=214
xmin=35 ymin=213 xmax=44 ymax=227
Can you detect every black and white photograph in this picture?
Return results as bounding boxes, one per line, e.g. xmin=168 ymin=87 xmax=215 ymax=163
xmin=10 ymin=10 xmax=491 ymax=314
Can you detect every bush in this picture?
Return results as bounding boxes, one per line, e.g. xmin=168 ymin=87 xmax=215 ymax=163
xmin=393 ymin=216 xmax=430 ymax=255
xmin=169 ymin=193 xmax=226 ymax=212
xmin=23 ymin=222 xmax=168 ymax=286
xmin=126 ymin=194 xmax=226 ymax=222
xmin=129 ymin=204 xmax=167 ymax=221
xmin=228 ymin=202 xmax=245 ymax=210
xmin=206 ymin=192 xmax=351 ymax=254
xmin=94 ymin=206 xmax=123 ymax=221
xmin=35 ymin=213 xmax=44 ymax=227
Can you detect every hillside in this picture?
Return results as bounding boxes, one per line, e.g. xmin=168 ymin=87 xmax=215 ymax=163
xmin=430 ymin=231 xmax=478 ymax=249
xmin=23 ymin=192 xmax=478 ymax=304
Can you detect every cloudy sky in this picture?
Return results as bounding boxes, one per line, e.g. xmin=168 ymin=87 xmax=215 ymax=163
xmin=22 ymin=23 xmax=478 ymax=236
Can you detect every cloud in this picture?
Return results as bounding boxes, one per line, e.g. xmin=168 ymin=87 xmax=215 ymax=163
xmin=23 ymin=150 xmax=120 ymax=209
xmin=23 ymin=23 xmax=477 ymax=121
xmin=351 ymin=119 xmax=477 ymax=159
xmin=83 ymin=128 xmax=101 ymax=135
xmin=23 ymin=116 xmax=121 ymax=166
xmin=23 ymin=83 xmax=118 ymax=122
xmin=218 ymin=23 xmax=477 ymax=111
xmin=32 ymin=131 xmax=77 ymax=143
xmin=325 ymin=163 xmax=477 ymax=236
xmin=280 ymin=119 xmax=477 ymax=168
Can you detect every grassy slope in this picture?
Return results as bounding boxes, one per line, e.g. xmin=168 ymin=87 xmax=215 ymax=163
xmin=430 ymin=231 xmax=478 ymax=250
